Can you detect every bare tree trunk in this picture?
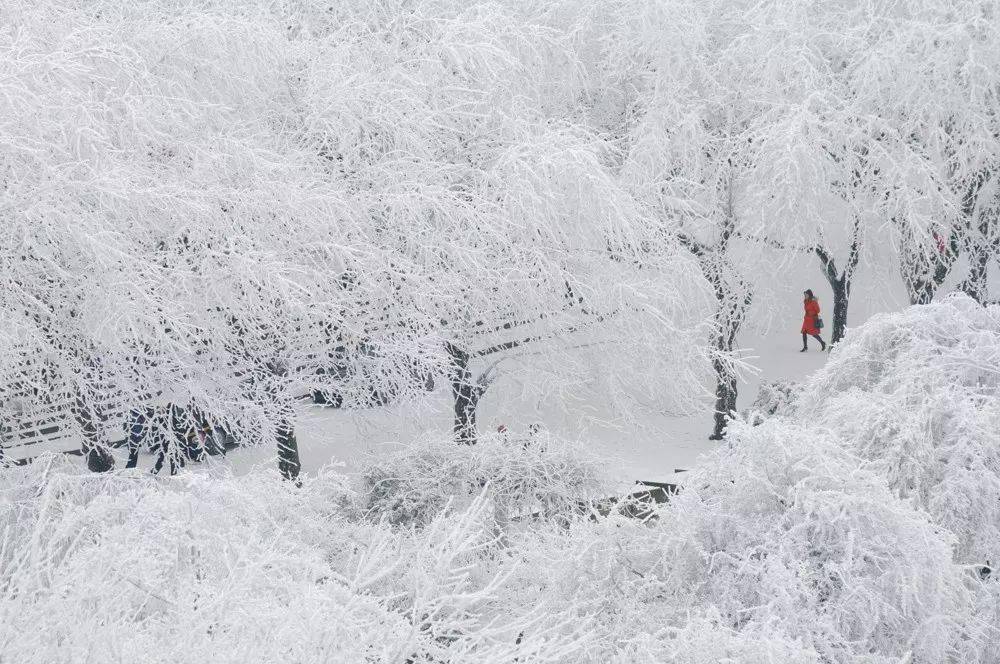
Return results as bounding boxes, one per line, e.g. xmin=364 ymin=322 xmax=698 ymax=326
xmin=264 ymin=361 xmax=302 ymax=482
xmin=679 ymin=177 xmax=751 ymax=441
xmin=710 ymin=356 xmax=738 ymax=441
xmin=447 ymin=343 xmax=480 ymax=445
xmin=707 ymin=272 xmax=751 ymax=441
xmin=72 ymin=390 xmax=114 ymax=473
xmin=829 ymin=277 xmax=850 ymax=344
xmin=0 ymin=411 xmax=9 ymax=465
xmin=125 ymin=407 xmax=152 ymax=469
xmin=815 ymin=218 xmax=861 ymax=345
xmin=276 ymin=417 xmax=301 ymax=482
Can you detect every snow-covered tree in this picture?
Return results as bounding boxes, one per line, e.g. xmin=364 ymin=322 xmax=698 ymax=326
xmin=288 ymin=0 xmax=715 ymax=443
xmin=850 ymin=0 xmax=1000 ymax=304
xmin=721 ymin=0 xmax=975 ymax=340
xmin=0 ymin=1 xmax=443 ymax=477
xmin=2 ymin=0 xmax=717 ymax=475
xmin=569 ymin=0 xmax=772 ymax=438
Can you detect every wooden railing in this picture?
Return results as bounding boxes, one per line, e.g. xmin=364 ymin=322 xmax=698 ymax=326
xmin=1 ymin=370 xmax=130 ymax=465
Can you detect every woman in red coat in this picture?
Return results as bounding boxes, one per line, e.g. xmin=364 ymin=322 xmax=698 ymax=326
xmin=800 ymin=289 xmax=827 ymax=352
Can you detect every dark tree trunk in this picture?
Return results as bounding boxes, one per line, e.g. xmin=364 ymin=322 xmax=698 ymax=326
xmin=902 ymin=253 xmax=955 ymax=305
xmin=447 ymin=343 xmax=480 ymax=445
xmin=904 ymin=276 xmax=935 ymax=306
xmin=276 ymin=418 xmax=301 ymax=482
xmin=710 ymin=356 xmax=738 ymax=441
xmin=0 ymin=415 xmax=9 ymax=465
xmin=170 ymin=404 xmax=198 ymax=465
xmin=678 ymin=180 xmax=751 ymax=442
xmin=72 ymin=392 xmax=114 ymax=473
xmin=150 ymin=407 xmax=178 ymax=475
xmin=707 ymin=281 xmax=751 ymax=441
xmin=263 ymin=361 xmax=302 ymax=482
xmin=815 ymin=219 xmax=861 ymax=346
xmin=830 ymin=277 xmax=849 ymax=344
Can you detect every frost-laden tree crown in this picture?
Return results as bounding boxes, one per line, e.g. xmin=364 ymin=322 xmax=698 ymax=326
xmin=0 ymin=0 xmax=714 ymax=469
xmin=1 ymin=0 xmax=998 ymax=463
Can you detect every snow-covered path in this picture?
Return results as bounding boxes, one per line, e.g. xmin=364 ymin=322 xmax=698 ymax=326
xmin=226 ymin=257 xmax=904 ymax=483
xmin=221 ymin=328 xmax=832 ymax=485
xmin=8 ymin=258 xmax=908 ymax=485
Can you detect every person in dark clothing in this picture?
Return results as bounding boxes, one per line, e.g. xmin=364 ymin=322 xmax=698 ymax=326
xmin=800 ymin=289 xmax=827 ymax=352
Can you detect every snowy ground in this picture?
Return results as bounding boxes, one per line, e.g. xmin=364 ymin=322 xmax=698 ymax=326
xmin=215 ymin=250 xmax=996 ymax=485
xmin=224 ymin=328 xmax=830 ymax=484
xmin=7 ymin=254 xmax=918 ymax=485
xmin=224 ymin=257 xmax=908 ymax=486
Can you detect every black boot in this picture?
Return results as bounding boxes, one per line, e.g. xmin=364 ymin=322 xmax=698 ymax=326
xmin=800 ymin=334 xmax=808 ymax=352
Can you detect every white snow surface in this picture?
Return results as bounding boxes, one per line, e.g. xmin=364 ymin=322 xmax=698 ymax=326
xmin=227 ymin=257 xmax=893 ymax=485
xmin=2 ymin=296 xmax=998 ymax=663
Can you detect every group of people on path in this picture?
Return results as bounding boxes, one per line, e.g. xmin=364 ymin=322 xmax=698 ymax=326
xmin=800 ymin=289 xmax=828 ymax=352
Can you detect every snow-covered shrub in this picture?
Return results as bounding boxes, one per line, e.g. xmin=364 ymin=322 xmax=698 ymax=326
xmin=4 ymin=406 xmax=999 ymax=662
xmin=645 ymin=615 xmax=824 ymax=664
xmin=0 ymin=455 xmax=591 ymax=664
xmin=496 ymin=416 xmax=993 ymax=663
xmin=796 ymin=294 xmax=1000 ymax=565
xmin=359 ymin=432 xmax=608 ymax=528
xmin=743 ymin=379 xmax=799 ymax=424
xmin=653 ymin=419 xmax=980 ymax=663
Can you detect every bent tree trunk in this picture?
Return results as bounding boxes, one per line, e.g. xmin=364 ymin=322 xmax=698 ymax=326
xmin=815 ymin=224 xmax=861 ymax=345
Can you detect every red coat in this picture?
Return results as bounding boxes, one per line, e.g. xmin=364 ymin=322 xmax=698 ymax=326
xmin=801 ymin=298 xmax=821 ymax=335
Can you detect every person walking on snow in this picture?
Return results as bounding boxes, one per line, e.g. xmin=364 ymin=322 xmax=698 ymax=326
xmin=800 ymin=289 xmax=826 ymax=352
